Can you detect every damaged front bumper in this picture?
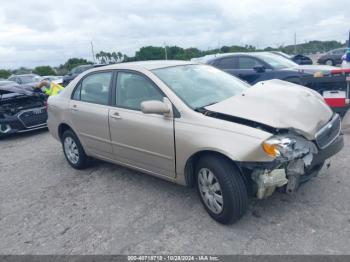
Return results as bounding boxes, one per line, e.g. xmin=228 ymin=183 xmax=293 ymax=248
xmin=0 ymin=107 xmax=47 ymax=136
xmin=241 ymin=115 xmax=344 ymax=199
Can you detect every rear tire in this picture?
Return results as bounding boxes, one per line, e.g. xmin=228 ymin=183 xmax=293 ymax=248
xmin=195 ymin=155 xmax=248 ymax=224
xmin=62 ymin=129 xmax=90 ymax=169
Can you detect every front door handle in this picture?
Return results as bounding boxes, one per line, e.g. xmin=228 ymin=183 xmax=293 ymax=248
xmin=110 ymin=112 xmax=122 ymax=120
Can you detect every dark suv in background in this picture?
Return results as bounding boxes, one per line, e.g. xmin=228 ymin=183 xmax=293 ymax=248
xmin=317 ymin=48 xmax=346 ymax=66
xmin=62 ymin=64 xmax=107 ymax=86
xmin=62 ymin=65 xmax=94 ymax=86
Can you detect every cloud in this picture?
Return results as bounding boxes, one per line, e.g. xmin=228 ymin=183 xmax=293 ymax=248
xmin=0 ymin=0 xmax=348 ymax=68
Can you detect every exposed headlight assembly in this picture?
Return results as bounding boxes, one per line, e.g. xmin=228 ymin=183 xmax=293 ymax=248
xmin=262 ymin=136 xmax=294 ymax=158
xmin=262 ymin=134 xmax=318 ymax=163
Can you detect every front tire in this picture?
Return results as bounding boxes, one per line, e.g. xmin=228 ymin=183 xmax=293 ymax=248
xmin=195 ymin=155 xmax=248 ymax=224
xmin=325 ymin=59 xmax=334 ymax=66
xmin=62 ymin=130 xmax=90 ymax=169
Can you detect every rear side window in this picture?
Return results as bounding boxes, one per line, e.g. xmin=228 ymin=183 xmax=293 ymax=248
xmin=115 ymin=72 xmax=164 ymax=110
xmin=72 ymin=72 xmax=112 ymax=105
xmin=216 ymin=57 xmax=237 ymax=69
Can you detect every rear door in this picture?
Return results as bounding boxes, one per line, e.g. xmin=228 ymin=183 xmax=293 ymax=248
xmin=212 ymin=56 xmax=243 ymax=79
xmin=69 ymin=71 xmax=114 ymax=159
xmin=109 ymin=71 xmax=176 ymax=178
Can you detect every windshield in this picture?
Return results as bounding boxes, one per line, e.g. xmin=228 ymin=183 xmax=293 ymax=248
xmin=153 ymin=64 xmax=249 ymax=109
xmin=20 ymin=75 xmax=40 ymax=84
xmin=254 ymin=53 xmax=298 ymax=69
xmin=274 ymin=51 xmax=292 ymax=59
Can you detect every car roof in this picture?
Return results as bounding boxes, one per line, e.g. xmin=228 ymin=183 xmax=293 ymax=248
xmin=95 ymin=60 xmax=195 ymax=71
xmin=327 ymin=48 xmax=346 ymax=53
xmin=199 ymin=52 xmax=272 ymax=63
xmin=11 ymin=74 xmax=38 ymax=77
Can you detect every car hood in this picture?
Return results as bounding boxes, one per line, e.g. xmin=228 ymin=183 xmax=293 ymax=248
xmin=0 ymin=83 xmax=34 ymax=96
xmin=206 ymin=79 xmax=333 ymax=139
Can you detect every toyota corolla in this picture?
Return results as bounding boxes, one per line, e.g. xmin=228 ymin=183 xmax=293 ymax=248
xmin=47 ymin=61 xmax=343 ymax=224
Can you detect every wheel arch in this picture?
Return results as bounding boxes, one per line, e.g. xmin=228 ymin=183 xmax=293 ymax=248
xmin=58 ymin=123 xmax=74 ymax=141
xmin=183 ymin=150 xmax=244 ymax=188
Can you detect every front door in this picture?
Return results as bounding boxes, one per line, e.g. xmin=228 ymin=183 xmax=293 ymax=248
xmin=109 ymin=71 xmax=176 ymax=178
xmin=234 ymin=56 xmax=265 ymax=84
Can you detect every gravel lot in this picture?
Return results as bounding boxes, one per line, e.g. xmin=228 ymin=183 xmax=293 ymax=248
xmin=0 ymin=116 xmax=350 ymax=255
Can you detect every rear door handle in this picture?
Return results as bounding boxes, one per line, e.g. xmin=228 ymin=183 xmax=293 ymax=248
xmin=71 ymin=104 xmax=79 ymax=111
xmin=110 ymin=112 xmax=122 ymax=120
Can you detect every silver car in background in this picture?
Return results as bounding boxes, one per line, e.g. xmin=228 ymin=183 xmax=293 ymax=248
xmin=47 ymin=61 xmax=343 ymax=224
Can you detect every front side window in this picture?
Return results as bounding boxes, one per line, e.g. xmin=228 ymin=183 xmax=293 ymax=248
xmin=73 ymin=72 xmax=112 ymax=105
xmin=253 ymin=53 xmax=298 ymax=69
xmin=238 ymin=57 xmax=263 ymax=69
xmin=153 ymin=64 xmax=249 ymax=109
xmin=115 ymin=72 xmax=164 ymax=110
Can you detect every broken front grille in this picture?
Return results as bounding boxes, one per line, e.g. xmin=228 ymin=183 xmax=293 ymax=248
xmin=18 ymin=107 xmax=47 ymax=128
xmin=315 ymin=114 xmax=341 ymax=149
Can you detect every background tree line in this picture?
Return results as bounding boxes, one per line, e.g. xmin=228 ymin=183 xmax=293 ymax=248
xmin=0 ymin=40 xmax=347 ymax=79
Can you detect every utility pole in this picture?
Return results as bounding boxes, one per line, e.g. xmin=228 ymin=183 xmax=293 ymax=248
xmin=164 ymin=42 xmax=168 ymax=60
xmin=294 ymin=33 xmax=297 ymax=55
xmin=91 ymin=41 xmax=96 ymax=63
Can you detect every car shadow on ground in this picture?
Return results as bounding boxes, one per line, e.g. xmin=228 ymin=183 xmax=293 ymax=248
xmin=82 ymin=155 xmax=328 ymax=226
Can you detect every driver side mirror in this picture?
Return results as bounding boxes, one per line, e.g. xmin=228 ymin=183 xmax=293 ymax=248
xmin=253 ymin=65 xmax=266 ymax=73
xmin=141 ymin=100 xmax=171 ymax=115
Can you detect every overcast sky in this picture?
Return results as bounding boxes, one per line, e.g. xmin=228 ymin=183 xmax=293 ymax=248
xmin=0 ymin=0 xmax=349 ymax=68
